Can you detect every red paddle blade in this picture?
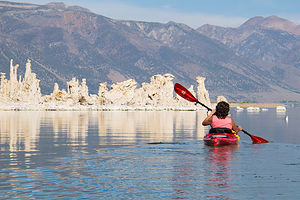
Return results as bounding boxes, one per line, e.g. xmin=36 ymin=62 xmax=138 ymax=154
xmin=242 ymin=129 xmax=269 ymax=144
xmin=174 ymin=83 xmax=198 ymax=103
xmin=251 ymin=135 xmax=269 ymax=144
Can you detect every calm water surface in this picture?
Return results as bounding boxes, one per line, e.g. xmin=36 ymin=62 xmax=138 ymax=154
xmin=0 ymin=108 xmax=299 ymax=199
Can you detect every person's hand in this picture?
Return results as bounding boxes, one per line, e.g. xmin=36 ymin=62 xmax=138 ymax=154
xmin=208 ymin=109 xmax=216 ymax=117
xmin=238 ymin=126 xmax=243 ymax=131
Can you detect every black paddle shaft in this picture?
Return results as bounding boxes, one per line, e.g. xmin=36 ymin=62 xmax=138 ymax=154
xmin=242 ymin=129 xmax=251 ymax=136
xmin=196 ymin=101 xmax=212 ymax=111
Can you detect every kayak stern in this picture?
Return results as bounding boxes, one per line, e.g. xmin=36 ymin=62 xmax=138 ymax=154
xmin=204 ymin=133 xmax=239 ymax=146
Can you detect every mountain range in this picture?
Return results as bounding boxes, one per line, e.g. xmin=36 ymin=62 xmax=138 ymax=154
xmin=0 ymin=1 xmax=299 ymax=102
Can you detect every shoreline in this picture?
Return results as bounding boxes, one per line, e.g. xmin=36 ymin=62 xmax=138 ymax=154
xmin=0 ymin=102 xmax=287 ymax=111
xmin=228 ymin=102 xmax=286 ymax=108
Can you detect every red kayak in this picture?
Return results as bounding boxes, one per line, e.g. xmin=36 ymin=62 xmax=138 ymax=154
xmin=204 ymin=133 xmax=239 ymax=146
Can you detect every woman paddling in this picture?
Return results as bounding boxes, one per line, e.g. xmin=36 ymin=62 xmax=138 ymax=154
xmin=202 ymin=101 xmax=242 ymax=134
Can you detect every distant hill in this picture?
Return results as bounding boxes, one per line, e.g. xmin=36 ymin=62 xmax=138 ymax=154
xmin=0 ymin=1 xmax=299 ymax=102
xmin=197 ymin=16 xmax=300 ymax=101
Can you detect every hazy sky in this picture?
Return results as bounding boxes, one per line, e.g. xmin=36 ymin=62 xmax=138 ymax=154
xmin=7 ymin=0 xmax=300 ymax=28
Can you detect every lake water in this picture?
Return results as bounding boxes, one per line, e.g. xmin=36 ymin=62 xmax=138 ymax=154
xmin=0 ymin=107 xmax=299 ymax=199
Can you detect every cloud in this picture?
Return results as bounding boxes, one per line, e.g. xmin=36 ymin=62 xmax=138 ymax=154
xmin=87 ymin=2 xmax=247 ymax=28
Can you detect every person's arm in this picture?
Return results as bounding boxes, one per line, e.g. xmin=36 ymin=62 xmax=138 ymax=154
xmin=232 ymin=119 xmax=242 ymax=133
xmin=202 ymin=110 xmax=216 ymax=126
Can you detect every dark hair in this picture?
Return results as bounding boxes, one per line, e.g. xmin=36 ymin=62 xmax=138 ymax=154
xmin=215 ymin=101 xmax=230 ymax=119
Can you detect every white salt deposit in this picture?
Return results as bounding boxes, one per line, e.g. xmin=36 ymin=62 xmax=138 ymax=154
xmin=0 ymin=59 xmax=212 ymax=111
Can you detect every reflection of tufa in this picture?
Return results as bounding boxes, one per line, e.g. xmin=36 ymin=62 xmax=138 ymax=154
xmin=0 ymin=111 xmax=208 ymax=150
xmin=285 ymin=116 xmax=288 ymax=123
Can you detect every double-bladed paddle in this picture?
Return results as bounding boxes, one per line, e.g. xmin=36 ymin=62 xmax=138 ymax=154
xmin=174 ymin=83 xmax=269 ymax=144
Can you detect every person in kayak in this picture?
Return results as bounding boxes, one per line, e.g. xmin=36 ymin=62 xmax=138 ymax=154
xmin=202 ymin=101 xmax=242 ymax=133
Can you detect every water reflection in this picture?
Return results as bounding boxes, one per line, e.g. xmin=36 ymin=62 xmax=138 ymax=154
xmin=204 ymin=145 xmax=239 ymax=199
xmin=48 ymin=111 xmax=89 ymax=146
xmin=0 ymin=110 xmax=209 ymax=195
xmin=0 ymin=110 xmax=208 ymax=155
xmin=97 ymin=111 xmax=207 ymax=144
xmin=0 ymin=111 xmax=41 ymax=152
